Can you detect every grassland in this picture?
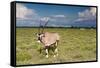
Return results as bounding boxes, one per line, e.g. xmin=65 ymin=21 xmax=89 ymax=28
xmin=16 ymin=28 xmax=96 ymax=65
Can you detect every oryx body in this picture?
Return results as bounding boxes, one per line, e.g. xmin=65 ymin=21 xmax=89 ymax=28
xmin=39 ymin=32 xmax=59 ymax=46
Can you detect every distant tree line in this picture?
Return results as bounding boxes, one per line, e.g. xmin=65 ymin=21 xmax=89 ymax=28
xmin=16 ymin=26 xmax=96 ymax=29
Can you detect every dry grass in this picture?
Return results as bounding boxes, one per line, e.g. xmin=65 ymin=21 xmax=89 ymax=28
xmin=16 ymin=28 xmax=96 ymax=65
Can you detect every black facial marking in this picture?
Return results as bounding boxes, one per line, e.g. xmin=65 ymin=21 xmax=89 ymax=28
xmin=38 ymin=37 xmax=41 ymax=40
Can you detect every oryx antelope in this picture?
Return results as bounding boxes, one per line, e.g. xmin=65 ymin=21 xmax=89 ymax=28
xmin=37 ymin=18 xmax=60 ymax=58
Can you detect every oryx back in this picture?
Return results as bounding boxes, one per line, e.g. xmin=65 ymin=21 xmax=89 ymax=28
xmin=41 ymin=32 xmax=60 ymax=46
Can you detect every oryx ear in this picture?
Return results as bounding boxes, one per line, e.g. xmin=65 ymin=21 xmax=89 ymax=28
xmin=42 ymin=34 xmax=45 ymax=37
xmin=40 ymin=33 xmax=45 ymax=37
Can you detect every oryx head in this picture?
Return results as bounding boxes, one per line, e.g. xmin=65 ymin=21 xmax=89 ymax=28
xmin=37 ymin=33 xmax=44 ymax=43
xmin=37 ymin=17 xmax=49 ymax=43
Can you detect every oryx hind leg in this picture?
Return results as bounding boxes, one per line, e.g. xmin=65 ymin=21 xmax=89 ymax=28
xmin=54 ymin=48 xmax=58 ymax=57
xmin=54 ymin=42 xmax=58 ymax=57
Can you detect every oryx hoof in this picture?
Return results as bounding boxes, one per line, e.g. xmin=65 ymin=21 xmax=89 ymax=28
xmin=53 ymin=55 xmax=56 ymax=58
xmin=46 ymin=55 xmax=49 ymax=58
xmin=56 ymin=54 xmax=58 ymax=56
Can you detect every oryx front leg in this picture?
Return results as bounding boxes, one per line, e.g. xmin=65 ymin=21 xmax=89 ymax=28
xmin=45 ymin=46 xmax=49 ymax=58
xmin=45 ymin=48 xmax=49 ymax=58
xmin=55 ymin=48 xmax=58 ymax=56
